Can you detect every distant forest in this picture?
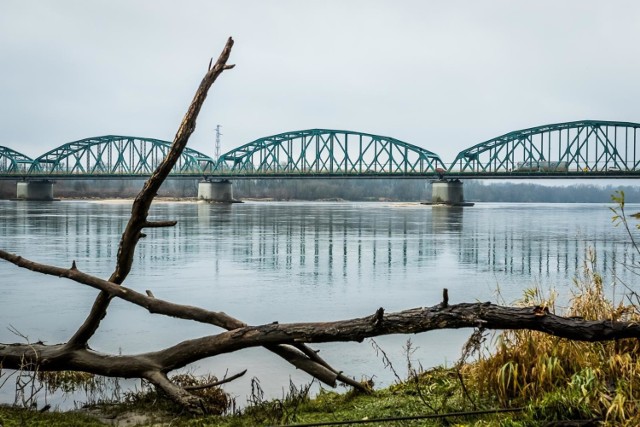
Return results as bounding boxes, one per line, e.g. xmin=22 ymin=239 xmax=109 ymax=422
xmin=464 ymin=181 xmax=640 ymax=203
xmin=1 ymin=178 xmax=638 ymax=203
xmin=233 ymin=179 xmax=640 ymax=203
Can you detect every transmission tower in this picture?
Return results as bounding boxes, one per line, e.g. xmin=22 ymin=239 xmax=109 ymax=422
xmin=215 ymin=125 xmax=222 ymax=160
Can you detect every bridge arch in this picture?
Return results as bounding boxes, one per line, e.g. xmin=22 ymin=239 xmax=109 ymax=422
xmin=0 ymin=146 xmax=33 ymax=173
xmin=29 ymin=135 xmax=216 ymax=175
xmin=216 ymin=129 xmax=444 ymax=175
xmin=450 ymin=120 xmax=640 ymax=174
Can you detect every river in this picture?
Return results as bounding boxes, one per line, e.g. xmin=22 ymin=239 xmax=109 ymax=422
xmin=0 ymin=200 xmax=637 ymax=407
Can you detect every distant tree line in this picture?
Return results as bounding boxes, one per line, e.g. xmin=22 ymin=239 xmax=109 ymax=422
xmin=1 ymin=178 xmax=637 ymax=203
xmin=233 ymin=179 xmax=640 ymax=203
xmin=232 ymin=179 xmax=429 ymax=201
xmin=464 ymin=181 xmax=640 ymax=203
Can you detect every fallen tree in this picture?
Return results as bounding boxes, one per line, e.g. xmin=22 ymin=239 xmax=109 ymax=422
xmin=1 ymin=37 xmax=640 ymax=414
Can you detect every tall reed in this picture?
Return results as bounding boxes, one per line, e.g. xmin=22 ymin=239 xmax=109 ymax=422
xmin=467 ymin=252 xmax=640 ymax=425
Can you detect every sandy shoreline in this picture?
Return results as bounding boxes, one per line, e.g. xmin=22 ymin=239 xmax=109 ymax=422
xmin=59 ymin=197 xmax=425 ymax=207
xmin=65 ymin=197 xmax=197 ymax=205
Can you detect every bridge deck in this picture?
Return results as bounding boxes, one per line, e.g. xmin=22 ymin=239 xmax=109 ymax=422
xmin=2 ymin=171 xmax=639 ymax=180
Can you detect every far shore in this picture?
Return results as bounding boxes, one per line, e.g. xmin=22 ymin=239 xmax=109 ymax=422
xmin=56 ymin=196 xmax=422 ymax=205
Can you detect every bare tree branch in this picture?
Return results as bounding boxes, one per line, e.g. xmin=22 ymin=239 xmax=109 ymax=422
xmin=2 ymin=300 xmax=639 ymax=377
xmin=146 ymin=371 xmax=207 ymax=414
xmin=144 ymin=220 xmax=179 ymax=228
xmin=184 ymin=369 xmax=247 ymax=391
xmin=67 ymin=37 xmax=235 ymax=349
xmin=0 ymin=247 xmax=347 ymax=389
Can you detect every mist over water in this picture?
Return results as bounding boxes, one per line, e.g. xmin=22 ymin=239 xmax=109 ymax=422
xmin=0 ymin=200 xmax=637 ymax=407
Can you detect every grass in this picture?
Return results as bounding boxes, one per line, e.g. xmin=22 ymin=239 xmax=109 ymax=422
xmin=0 ymin=405 xmax=107 ymax=427
xmin=466 ymin=252 xmax=640 ymax=426
xmin=0 ymin=367 xmax=525 ymax=426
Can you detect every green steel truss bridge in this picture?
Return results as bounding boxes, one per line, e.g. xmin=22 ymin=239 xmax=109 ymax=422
xmin=2 ymin=121 xmax=640 ymax=179
xmin=450 ymin=120 xmax=640 ymax=178
xmin=1 ymin=135 xmax=216 ymax=179
xmin=215 ymin=129 xmax=443 ymax=177
xmin=0 ymin=146 xmax=33 ymax=174
xmin=0 ymin=130 xmax=444 ymax=179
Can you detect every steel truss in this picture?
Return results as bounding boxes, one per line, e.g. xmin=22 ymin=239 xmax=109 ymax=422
xmin=0 ymin=146 xmax=33 ymax=173
xmin=28 ymin=136 xmax=215 ymax=175
xmin=4 ymin=121 xmax=640 ymax=179
xmin=215 ymin=129 xmax=444 ymax=176
xmin=450 ymin=120 xmax=640 ymax=175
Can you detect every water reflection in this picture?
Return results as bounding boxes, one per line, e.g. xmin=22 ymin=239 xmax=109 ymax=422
xmin=457 ymin=211 xmax=634 ymax=284
xmin=431 ymin=206 xmax=464 ymax=233
xmin=193 ymin=203 xmax=633 ymax=294
xmin=1 ymin=201 xmax=635 ymax=291
xmin=194 ymin=203 xmax=445 ymax=282
xmin=1 ymin=200 xmax=638 ymax=406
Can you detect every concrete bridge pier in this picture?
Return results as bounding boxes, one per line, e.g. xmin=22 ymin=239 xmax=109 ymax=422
xmin=426 ymin=179 xmax=474 ymax=206
xmin=198 ymin=179 xmax=238 ymax=203
xmin=16 ymin=180 xmax=55 ymax=201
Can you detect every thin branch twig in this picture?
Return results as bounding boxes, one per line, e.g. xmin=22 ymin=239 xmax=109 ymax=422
xmin=184 ymin=369 xmax=247 ymax=391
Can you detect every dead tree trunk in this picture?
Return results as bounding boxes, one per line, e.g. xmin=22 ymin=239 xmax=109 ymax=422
xmin=1 ymin=38 xmax=639 ymax=413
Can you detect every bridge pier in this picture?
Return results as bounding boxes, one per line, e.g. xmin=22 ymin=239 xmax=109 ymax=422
xmin=198 ymin=179 xmax=238 ymax=203
xmin=16 ymin=180 xmax=55 ymax=201
xmin=426 ymin=179 xmax=474 ymax=206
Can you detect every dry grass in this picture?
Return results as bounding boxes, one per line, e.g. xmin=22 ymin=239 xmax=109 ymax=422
xmin=467 ymin=251 xmax=640 ymax=425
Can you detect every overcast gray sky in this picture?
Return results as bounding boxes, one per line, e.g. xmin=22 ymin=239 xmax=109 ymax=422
xmin=1 ymin=1 xmax=639 ymax=164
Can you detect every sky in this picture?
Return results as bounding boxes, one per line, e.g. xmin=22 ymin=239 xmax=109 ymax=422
xmin=1 ymin=1 xmax=640 ymax=165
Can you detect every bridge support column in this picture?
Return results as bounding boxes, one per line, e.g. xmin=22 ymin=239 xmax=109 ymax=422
xmin=198 ymin=179 xmax=238 ymax=203
xmin=428 ymin=179 xmax=474 ymax=206
xmin=16 ymin=180 xmax=55 ymax=201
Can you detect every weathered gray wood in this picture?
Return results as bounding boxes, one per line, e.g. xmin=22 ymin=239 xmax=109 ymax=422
xmin=67 ymin=37 xmax=236 ymax=349
xmin=2 ymin=301 xmax=638 ymax=375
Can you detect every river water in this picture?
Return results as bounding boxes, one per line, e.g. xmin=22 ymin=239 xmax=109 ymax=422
xmin=0 ymin=200 xmax=638 ymax=407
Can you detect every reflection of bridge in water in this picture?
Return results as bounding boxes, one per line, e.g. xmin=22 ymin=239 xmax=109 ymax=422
xmin=193 ymin=203 xmax=635 ymax=292
xmin=2 ymin=202 xmax=633 ymax=284
xmin=2 ymin=120 xmax=640 ymax=201
xmin=1 ymin=201 xmax=635 ymax=306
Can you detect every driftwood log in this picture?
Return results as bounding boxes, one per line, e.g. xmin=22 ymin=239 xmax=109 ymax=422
xmin=1 ymin=37 xmax=640 ymax=413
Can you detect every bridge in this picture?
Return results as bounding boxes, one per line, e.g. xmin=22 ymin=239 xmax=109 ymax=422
xmin=450 ymin=120 xmax=640 ymax=178
xmin=2 ymin=120 xmax=639 ymax=202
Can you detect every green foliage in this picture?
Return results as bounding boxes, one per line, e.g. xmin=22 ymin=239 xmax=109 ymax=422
xmin=0 ymin=406 xmax=107 ymax=427
xmin=529 ymin=368 xmax=603 ymax=421
xmin=611 ymin=190 xmax=640 ymax=234
xmin=241 ymin=378 xmax=312 ymax=425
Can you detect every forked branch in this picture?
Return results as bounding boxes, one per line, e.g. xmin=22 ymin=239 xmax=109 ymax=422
xmin=67 ymin=37 xmax=236 ymax=349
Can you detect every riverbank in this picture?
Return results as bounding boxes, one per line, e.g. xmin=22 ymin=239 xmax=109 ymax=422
xmin=0 ymin=367 xmax=528 ymax=427
xmin=3 ymin=264 xmax=640 ymax=426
